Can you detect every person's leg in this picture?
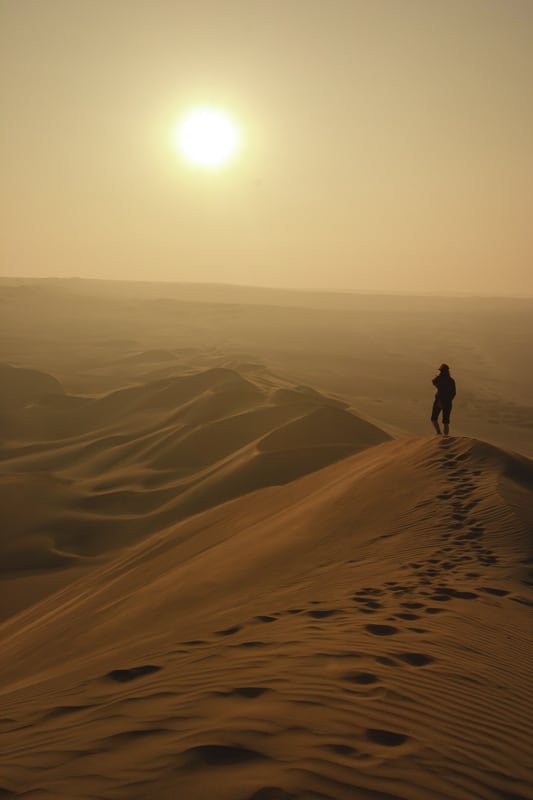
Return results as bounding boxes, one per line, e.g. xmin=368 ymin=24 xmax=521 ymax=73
xmin=431 ymin=399 xmax=442 ymax=434
xmin=442 ymin=403 xmax=451 ymax=435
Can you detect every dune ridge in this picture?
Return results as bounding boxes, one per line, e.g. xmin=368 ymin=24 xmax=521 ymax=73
xmin=0 ymin=434 xmax=531 ymax=799
xmin=0 ymin=366 xmax=389 ymax=619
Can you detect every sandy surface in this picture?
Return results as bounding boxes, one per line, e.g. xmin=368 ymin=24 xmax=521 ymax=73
xmin=0 ymin=278 xmax=532 ymax=800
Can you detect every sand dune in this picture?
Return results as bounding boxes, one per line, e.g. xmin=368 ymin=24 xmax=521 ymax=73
xmin=0 ymin=366 xmax=389 ymax=619
xmin=0 ymin=435 xmax=531 ymax=799
xmin=1 ymin=278 xmax=532 ymax=455
xmin=0 ymin=279 xmax=531 ymax=799
xmin=0 ymin=365 xmax=65 ymax=416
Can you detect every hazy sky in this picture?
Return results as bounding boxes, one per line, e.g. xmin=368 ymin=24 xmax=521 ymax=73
xmin=1 ymin=0 xmax=532 ymax=295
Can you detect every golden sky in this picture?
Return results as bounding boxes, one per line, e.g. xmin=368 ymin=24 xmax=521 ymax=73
xmin=1 ymin=0 xmax=532 ymax=295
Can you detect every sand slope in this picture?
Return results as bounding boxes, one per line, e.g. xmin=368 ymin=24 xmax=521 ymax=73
xmin=0 ymin=435 xmax=531 ymax=800
xmin=0 ymin=366 xmax=389 ymax=619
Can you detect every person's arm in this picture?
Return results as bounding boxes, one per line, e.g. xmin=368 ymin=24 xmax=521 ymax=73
xmin=451 ymin=379 xmax=456 ymax=398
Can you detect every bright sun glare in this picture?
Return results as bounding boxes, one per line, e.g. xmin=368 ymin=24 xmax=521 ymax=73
xmin=175 ymin=107 xmax=240 ymax=168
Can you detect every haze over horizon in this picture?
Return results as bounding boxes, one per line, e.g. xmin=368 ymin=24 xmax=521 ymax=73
xmin=1 ymin=6 xmax=533 ymax=793
xmin=2 ymin=0 xmax=532 ymax=296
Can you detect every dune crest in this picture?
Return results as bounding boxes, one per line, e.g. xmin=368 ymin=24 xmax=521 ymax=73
xmin=0 ymin=434 xmax=531 ymax=799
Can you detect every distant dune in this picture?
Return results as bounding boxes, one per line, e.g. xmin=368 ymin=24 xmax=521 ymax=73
xmin=0 ymin=279 xmax=531 ymax=799
xmin=0 ymin=365 xmax=64 ymax=415
xmin=1 ymin=277 xmax=532 ymax=455
xmin=0 ymin=435 xmax=531 ymax=799
xmin=0 ymin=365 xmax=389 ymax=619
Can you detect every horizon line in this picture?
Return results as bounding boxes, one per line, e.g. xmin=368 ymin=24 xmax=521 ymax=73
xmin=0 ymin=274 xmax=532 ymax=301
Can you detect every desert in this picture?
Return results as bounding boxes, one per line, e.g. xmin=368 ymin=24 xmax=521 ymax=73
xmin=0 ymin=278 xmax=531 ymax=800
xmin=3 ymin=0 xmax=533 ymax=795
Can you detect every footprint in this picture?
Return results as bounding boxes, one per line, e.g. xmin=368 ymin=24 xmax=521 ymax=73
xmin=401 ymin=602 xmax=424 ymax=609
xmin=306 ymin=609 xmax=340 ymax=619
xmin=456 ymin=532 xmax=480 ymax=542
xmin=357 ymin=600 xmax=382 ymax=609
xmin=342 ymin=671 xmax=378 ymax=685
xmin=395 ymin=613 xmax=420 ymax=620
xmin=232 ymin=641 xmax=269 ymax=648
xmin=511 ymin=596 xmax=533 ymax=607
xmin=43 ymin=705 xmax=92 ymax=719
xmin=255 ymin=615 xmax=277 ymax=623
xmin=324 ymin=744 xmax=357 ymax=756
xmin=184 ymin=744 xmax=264 ymax=766
xmin=106 ymin=665 xmax=161 ymax=683
xmin=425 ymin=607 xmax=445 ymax=614
xmin=398 ymin=652 xmax=435 ymax=666
xmin=365 ymin=624 xmax=398 ymax=636
xmin=375 ymin=655 xmax=398 ymax=666
xmin=365 ymin=728 xmax=408 ymax=747
xmin=215 ymin=625 xmax=242 ymax=637
xmin=440 ymin=588 xmax=479 ymax=600
xmin=103 ymin=728 xmax=171 ymax=744
xmin=477 ymin=587 xmax=509 ymax=597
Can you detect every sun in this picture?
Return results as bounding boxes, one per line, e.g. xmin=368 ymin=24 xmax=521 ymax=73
xmin=175 ymin=107 xmax=241 ymax=168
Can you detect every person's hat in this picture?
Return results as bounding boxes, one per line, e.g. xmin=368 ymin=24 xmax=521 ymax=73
xmin=439 ymin=363 xmax=450 ymax=371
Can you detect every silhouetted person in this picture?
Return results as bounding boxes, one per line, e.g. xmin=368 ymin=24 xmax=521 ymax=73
xmin=431 ymin=363 xmax=456 ymax=435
